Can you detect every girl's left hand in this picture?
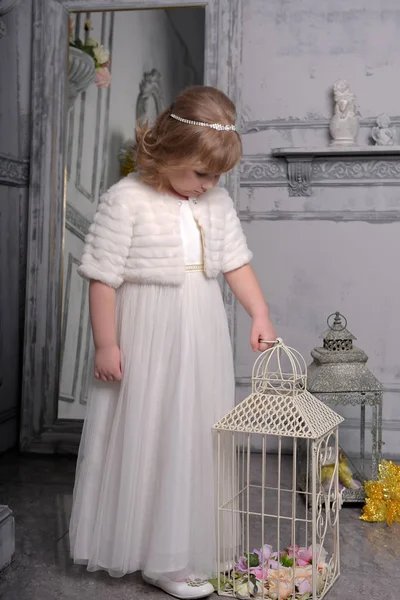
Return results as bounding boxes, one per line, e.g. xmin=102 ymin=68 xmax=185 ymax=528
xmin=250 ymin=315 xmax=278 ymax=352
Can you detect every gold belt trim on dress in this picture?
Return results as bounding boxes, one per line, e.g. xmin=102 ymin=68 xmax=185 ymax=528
xmin=185 ymin=263 xmax=205 ymax=272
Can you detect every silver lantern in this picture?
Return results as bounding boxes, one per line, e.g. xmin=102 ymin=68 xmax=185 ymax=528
xmin=307 ymin=312 xmax=383 ymax=503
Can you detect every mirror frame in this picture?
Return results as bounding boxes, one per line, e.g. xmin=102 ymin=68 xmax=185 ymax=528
xmin=20 ymin=0 xmax=243 ymax=453
xmin=136 ymin=68 xmax=164 ymax=125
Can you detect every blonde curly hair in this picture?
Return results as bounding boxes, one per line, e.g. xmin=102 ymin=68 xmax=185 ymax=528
xmin=136 ymin=86 xmax=242 ymax=190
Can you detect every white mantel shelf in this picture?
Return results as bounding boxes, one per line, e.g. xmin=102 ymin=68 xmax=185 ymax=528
xmin=272 ymin=146 xmax=400 ymax=158
xmin=270 ymin=146 xmax=400 ymax=196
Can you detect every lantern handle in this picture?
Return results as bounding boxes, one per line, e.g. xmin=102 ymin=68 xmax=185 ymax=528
xmin=327 ymin=312 xmax=347 ymax=331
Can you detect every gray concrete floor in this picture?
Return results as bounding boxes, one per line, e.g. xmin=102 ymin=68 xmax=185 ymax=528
xmin=0 ymin=452 xmax=399 ymax=600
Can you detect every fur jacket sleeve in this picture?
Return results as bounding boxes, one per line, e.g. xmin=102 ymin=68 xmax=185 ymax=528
xmin=78 ymin=188 xmax=134 ymax=288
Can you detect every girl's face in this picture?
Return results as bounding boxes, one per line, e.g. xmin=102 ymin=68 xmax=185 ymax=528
xmin=165 ymin=168 xmax=220 ymax=199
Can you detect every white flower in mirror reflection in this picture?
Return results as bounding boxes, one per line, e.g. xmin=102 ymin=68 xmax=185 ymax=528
xmin=93 ymin=45 xmax=110 ymax=65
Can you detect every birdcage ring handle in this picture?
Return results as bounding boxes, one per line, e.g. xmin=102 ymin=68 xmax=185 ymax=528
xmin=327 ymin=312 xmax=347 ymax=331
xmin=258 ymin=337 xmax=283 ymax=346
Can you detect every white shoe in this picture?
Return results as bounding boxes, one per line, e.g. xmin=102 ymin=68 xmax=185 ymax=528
xmin=142 ymin=572 xmax=214 ymax=599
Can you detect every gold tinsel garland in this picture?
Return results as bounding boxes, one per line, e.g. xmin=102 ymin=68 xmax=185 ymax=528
xmin=360 ymin=459 xmax=400 ymax=525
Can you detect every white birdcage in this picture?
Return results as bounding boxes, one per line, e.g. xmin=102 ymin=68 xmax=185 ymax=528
xmin=213 ymin=339 xmax=344 ymax=600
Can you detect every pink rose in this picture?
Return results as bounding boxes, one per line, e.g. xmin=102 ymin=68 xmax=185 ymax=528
xmin=250 ymin=566 xmax=269 ymax=581
xmin=286 ymin=545 xmax=299 ymax=558
xmin=296 ymin=546 xmax=313 ymax=566
xmin=95 ymin=66 xmax=111 ymax=88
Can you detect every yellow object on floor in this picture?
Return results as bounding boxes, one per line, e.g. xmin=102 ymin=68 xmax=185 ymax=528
xmin=361 ymin=460 xmax=400 ymax=526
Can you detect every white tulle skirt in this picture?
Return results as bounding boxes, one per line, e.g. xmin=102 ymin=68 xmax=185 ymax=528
xmin=69 ymin=273 xmax=235 ymax=578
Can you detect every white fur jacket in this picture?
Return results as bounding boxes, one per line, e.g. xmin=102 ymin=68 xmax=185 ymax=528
xmin=78 ymin=174 xmax=252 ymax=288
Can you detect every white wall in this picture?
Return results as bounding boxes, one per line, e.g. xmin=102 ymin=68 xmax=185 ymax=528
xmin=236 ymin=0 xmax=400 ymax=458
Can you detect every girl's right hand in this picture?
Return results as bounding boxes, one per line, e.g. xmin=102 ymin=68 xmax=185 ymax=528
xmin=94 ymin=345 xmax=123 ymax=382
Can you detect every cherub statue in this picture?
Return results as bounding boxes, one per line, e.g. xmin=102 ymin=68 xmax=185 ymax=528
xmin=371 ymin=113 xmax=396 ymax=146
xmin=329 ymin=80 xmax=360 ymax=146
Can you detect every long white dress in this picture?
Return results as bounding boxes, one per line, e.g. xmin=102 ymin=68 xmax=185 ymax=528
xmin=69 ymin=200 xmax=235 ymax=578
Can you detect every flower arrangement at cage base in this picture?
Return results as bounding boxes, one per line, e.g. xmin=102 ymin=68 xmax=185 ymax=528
xmin=210 ymin=544 xmax=329 ymax=600
xmin=69 ymin=18 xmax=111 ymax=88
xmin=361 ymin=459 xmax=400 ymax=526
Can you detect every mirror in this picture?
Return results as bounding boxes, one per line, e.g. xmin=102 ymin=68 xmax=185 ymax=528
xmin=21 ymin=0 xmax=241 ymax=453
xmin=59 ymin=7 xmax=205 ymax=420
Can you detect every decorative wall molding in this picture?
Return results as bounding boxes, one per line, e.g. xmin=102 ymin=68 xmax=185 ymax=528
xmin=91 ymin=11 xmax=109 ymax=200
xmin=0 ymin=0 xmax=21 ymax=38
xmin=75 ymin=15 xmax=93 ymax=202
xmin=0 ymin=0 xmax=21 ymax=13
xmin=0 ymin=154 xmax=29 ymax=186
xmin=66 ymin=105 xmax=75 ymax=178
xmin=65 ymin=203 xmax=90 ymax=241
xmin=273 ymin=146 xmax=400 ymax=196
xmin=241 ymin=151 xmax=400 ymax=198
xmin=80 ymin=320 xmax=93 ymax=406
xmin=59 ymin=255 xmax=86 ymax=404
xmin=238 ymin=208 xmax=400 ymax=223
xmin=99 ymin=11 xmax=114 ymax=195
xmin=288 ymin=158 xmax=313 ymax=197
xmin=312 ymin=159 xmax=400 ymax=183
xmin=242 ymin=116 xmax=400 ymax=135
xmin=240 ymin=156 xmax=286 ymax=186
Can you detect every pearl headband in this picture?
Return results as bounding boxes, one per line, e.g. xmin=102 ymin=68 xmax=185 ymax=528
xmin=170 ymin=113 xmax=236 ymax=132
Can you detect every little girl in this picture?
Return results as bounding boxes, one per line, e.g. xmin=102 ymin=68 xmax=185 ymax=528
xmin=69 ymin=85 xmax=276 ymax=599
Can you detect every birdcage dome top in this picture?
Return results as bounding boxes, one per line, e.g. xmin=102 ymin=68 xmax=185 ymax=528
xmin=214 ymin=339 xmax=344 ymax=439
xmin=251 ymin=337 xmax=308 ymax=394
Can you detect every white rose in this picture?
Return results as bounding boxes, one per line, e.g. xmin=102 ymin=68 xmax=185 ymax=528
xmin=86 ymin=38 xmax=98 ymax=47
xmin=315 ymin=544 xmax=328 ymax=565
xmin=235 ymin=580 xmax=256 ymax=599
xmin=93 ymin=45 xmax=110 ymax=65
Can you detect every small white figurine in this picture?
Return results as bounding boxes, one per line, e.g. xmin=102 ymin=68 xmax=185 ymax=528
xmin=329 ymin=79 xmax=360 ymax=146
xmin=371 ymin=113 xmax=396 ymax=146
